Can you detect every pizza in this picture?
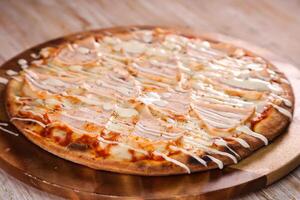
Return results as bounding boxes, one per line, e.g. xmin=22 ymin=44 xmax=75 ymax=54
xmin=4 ymin=26 xmax=294 ymax=175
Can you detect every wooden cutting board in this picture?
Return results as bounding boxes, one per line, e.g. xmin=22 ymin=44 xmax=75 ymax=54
xmin=0 ymin=26 xmax=299 ymax=200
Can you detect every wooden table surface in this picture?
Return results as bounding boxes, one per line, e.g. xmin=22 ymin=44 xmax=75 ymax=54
xmin=0 ymin=0 xmax=300 ymax=199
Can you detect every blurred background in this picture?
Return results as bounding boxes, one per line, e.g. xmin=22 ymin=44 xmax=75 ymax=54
xmin=0 ymin=0 xmax=299 ymax=199
xmin=0 ymin=0 xmax=299 ymax=67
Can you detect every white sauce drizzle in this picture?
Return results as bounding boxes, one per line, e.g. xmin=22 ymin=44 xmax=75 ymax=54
xmin=170 ymin=145 xmax=207 ymax=166
xmin=6 ymin=70 xmax=18 ymax=76
xmin=137 ymin=92 xmax=168 ymax=107
xmin=60 ymin=112 xmax=105 ymax=127
xmin=221 ymin=77 xmax=281 ymax=93
xmin=10 ymin=29 xmax=293 ymax=172
xmin=271 ymin=94 xmax=292 ymax=107
xmin=228 ymin=136 xmax=250 ymax=148
xmin=0 ymin=126 xmax=19 ymax=136
xmin=214 ymin=138 xmax=240 ymax=158
xmin=0 ymin=77 xmax=8 ymax=84
xmin=18 ymin=59 xmax=27 ymax=66
xmin=271 ymin=103 xmax=293 ymax=120
xmin=206 ymin=155 xmax=224 ymax=169
xmin=10 ymin=117 xmax=46 ymax=128
xmin=134 ymin=122 xmax=182 ymax=139
xmin=236 ymin=126 xmax=268 ymax=145
xmin=153 ymin=151 xmax=191 ymax=173
xmin=184 ymin=137 xmax=238 ymax=163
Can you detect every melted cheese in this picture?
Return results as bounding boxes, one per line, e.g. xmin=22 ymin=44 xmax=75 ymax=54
xmin=11 ymin=29 xmax=293 ymax=173
xmin=115 ymin=107 xmax=138 ymax=118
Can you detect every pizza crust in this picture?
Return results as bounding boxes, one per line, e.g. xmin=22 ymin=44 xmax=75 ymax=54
xmin=4 ymin=26 xmax=294 ymax=175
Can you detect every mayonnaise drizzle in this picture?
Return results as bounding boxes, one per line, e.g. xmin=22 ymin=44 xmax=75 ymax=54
xmin=0 ymin=126 xmax=19 ymax=136
xmin=221 ymin=77 xmax=281 ymax=93
xmin=206 ymin=155 xmax=224 ymax=169
xmin=228 ymin=137 xmax=250 ymax=148
xmin=236 ymin=126 xmax=268 ymax=145
xmin=6 ymin=70 xmax=18 ymax=76
xmin=11 ymin=29 xmax=293 ymax=173
xmin=10 ymin=117 xmax=46 ymax=128
xmin=0 ymin=77 xmax=8 ymax=84
xmin=170 ymin=145 xmax=207 ymax=166
xmin=214 ymin=138 xmax=240 ymax=158
xmin=271 ymin=94 xmax=292 ymax=107
xmin=184 ymin=137 xmax=238 ymax=163
xmin=153 ymin=151 xmax=191 ymax=173
xmin=271 ymin=103 xmax=293 ymax=120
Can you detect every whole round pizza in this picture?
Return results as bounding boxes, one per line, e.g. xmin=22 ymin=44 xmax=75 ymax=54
xmin=5 ymin=26 xmax=294 ymax=175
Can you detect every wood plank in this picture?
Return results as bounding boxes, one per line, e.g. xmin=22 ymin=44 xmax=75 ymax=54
xmin=0 ymin=0 xmax=299 ymax=199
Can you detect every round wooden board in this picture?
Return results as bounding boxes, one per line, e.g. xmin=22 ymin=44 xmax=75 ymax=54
xmin=0 ymin=26 xmax=299 ymax=199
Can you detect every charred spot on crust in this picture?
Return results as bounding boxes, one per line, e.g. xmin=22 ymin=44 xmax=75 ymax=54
xmin=202 ymin=156 xmax=212 ymax=163
xmin=136 ymin=161 xmax=148 ymax=171
xmin=161 ymin=162 xmax=172 ymax=170
xmin=223 ymin=146 xmax=235 ymax=155
xmin=187 ymin=155 xmax=203 ymax=166
xmin=68 ymin=143 xmax=89 ymax=151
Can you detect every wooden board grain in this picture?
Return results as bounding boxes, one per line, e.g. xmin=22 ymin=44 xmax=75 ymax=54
xmin=0 ymin=26 xmax=299 ymax=200
xmin=0 ymin=1 xmax=300 ymax=199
